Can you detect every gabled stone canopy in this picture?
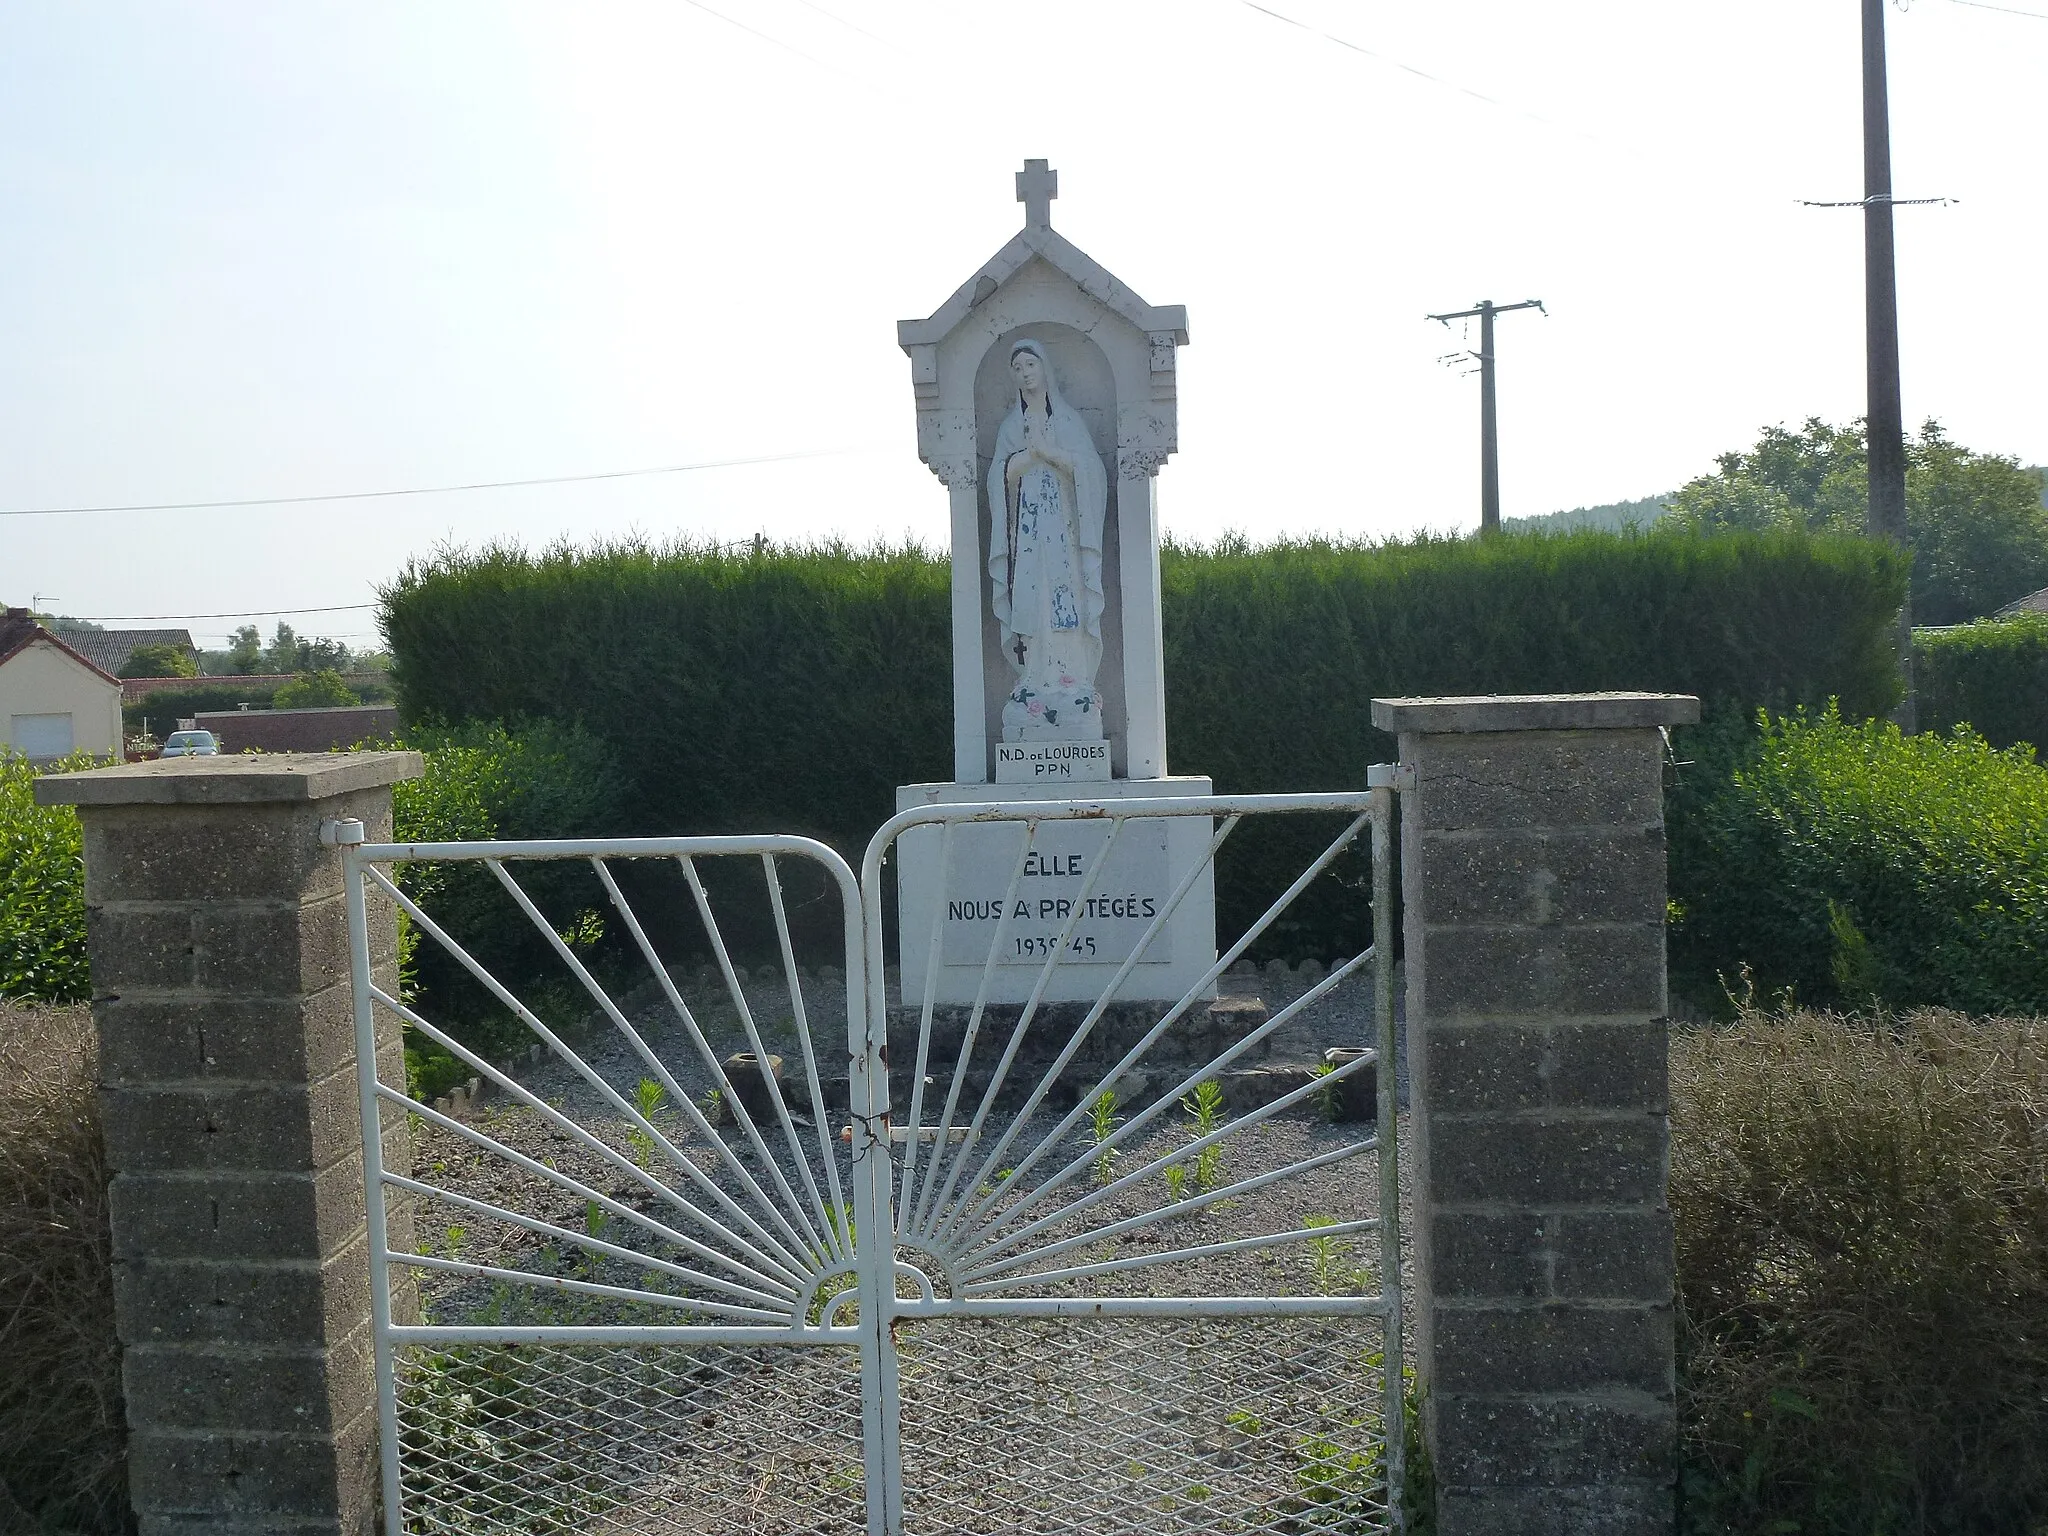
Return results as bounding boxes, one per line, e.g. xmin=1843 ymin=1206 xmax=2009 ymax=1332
xmin=897 ymin=161 xmax=1188 ymax=487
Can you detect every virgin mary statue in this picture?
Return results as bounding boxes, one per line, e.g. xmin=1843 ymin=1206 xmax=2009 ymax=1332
xmin=986 ymin=338 xmax=1109 ymax=742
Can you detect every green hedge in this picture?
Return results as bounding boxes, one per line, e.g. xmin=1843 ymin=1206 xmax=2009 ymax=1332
xmin=388 ymin=718 xmax=627 ymax=1078
xmin=1163 ymin=531 xmax=1910 ymax=950
xmin=0 ymin=751 xmax=101 ymax=1004
xmin=1918 ymin=613 xmax=2048 ymax=752
xmin=383 ymin=530 xmax=1905 ymax=960
xmin=1671 ymin=706 xmax=2048 ymax=1015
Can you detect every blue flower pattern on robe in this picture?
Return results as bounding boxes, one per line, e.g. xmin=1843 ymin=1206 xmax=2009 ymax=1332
xmin=1018 ymin=465 xmax=1081 ymax=633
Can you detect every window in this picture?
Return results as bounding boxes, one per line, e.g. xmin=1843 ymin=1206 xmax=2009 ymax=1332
xmin=11 ymin=713 xmax=75 ymax=757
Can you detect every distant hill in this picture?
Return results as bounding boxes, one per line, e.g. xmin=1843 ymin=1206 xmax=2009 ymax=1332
xmin=1504 ymin=494 xmax=1672 ymax=535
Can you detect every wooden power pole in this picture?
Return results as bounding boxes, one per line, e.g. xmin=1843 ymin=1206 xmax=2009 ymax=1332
xmin=1863 ymin=0 xmax=1908 ymax=549
xmin=1428 ymin=298 xmax=1545 ymax=534
xmin=1862 ymin=0 xmax=1915 ymax=727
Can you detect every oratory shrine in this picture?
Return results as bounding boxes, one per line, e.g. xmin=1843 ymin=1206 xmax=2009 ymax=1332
xmin=893 ymin=162 xmax=1217 ymax=1005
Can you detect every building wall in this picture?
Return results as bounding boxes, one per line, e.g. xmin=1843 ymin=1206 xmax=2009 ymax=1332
xmin=194 ymin=705 xmax=399 ymax=753
xmin=0 ymin=639 xmax=124 ymax=759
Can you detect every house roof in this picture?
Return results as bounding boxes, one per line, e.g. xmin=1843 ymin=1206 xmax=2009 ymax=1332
xmin=1994 ymin=586 xmax=2048 ymax=619
xmin=0 ymin=609 xmax=121 ymax=684
xmin=61 ymin=627 xmax=197 ymax=675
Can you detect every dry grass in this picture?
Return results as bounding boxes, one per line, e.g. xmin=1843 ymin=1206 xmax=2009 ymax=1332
xmin=1672 ymin=1006 xmax=2048 ymax=1535
xmin=0 ymin=1001 xmax=127 ymax=1535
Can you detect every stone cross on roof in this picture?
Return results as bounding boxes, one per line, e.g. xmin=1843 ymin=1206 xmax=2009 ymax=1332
xmin=1015 ymin=159 xmax=1057 ymax=230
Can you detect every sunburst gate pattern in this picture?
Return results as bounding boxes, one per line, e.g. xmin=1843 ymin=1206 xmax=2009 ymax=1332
xmin=345 ymin=786 xmax=1405 ymax=1534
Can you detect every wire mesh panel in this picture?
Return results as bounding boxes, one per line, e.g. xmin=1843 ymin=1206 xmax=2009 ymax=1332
xmin=392 ymin=1340 xmax=866 ymax=1535
xmin=895 ymin=1316 xmax=1392 ymax=1535
xmin=343 ymin=834 xmax=888 ymax=1536
xmin=858 ymin=788 xmax=1405 ymax=1534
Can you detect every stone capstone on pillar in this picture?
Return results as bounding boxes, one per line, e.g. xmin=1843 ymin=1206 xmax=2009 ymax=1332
xmin=36 ymin=751 xmax=423 ymax=1536
xmin=1369 ymin=693 xmax=1699 ymax=1536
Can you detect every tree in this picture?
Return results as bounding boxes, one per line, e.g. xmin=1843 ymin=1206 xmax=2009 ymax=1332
xmin=272 ymin=670 xmax=359 ymax=709
xmin=262 ymin=623 xmax=300 ymax=674
xmin=1667 ymin=418 xmax=2048 ymax=623
xmin=117 ymin=644 xmax=197 ymax=679
xmin=258 ymin=623 xmax=354 ymax=675
xmin=227 ymin=624 xmax=263 ymax=674
xmin=300 ymin=636 xmax=355 ymax=672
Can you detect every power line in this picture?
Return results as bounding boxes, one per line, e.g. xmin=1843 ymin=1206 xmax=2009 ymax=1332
xmin=679 ymin=0 xmax=832 ymax=69
xmin=69 ymin=602 xmax=378 ymax=622
xmin=1951 ymin=0 xmax=2048 ymax=18
xmin=1236 ymin=1 xmax=1592 ymax=137
xmin=53 ymin=535 xmax=773 ymax=627
xmin=0 ymin=448 xmax=864 ymax=518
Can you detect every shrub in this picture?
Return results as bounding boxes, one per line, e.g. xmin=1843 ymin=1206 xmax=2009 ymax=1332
xmin=273 ymin=669 xmax=360 ymax=710
xmin=1671 ymin=705 xmax=2048 ymax=1014
xmin=1673 ymin=1007 xmax=2048 ymax=1534
xmin=1918 ymin=612 xmax=2048 ymax=753
xmin=0 ymin=749 xmax=97 ymax=1004
xmin=0 ymin=1003 xmax=126 ymax=1532
xmin=391 ymin=718 xmax=629 ymax=1067
xmin=115 ymin=643 xmax=195 ymax=679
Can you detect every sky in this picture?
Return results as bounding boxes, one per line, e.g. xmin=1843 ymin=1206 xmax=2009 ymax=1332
xmin=1 ymin=0 xmax=2042 ymax=649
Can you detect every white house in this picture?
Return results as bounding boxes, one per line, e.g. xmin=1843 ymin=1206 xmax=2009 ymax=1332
xmin=0 ymin=608 xmax=124 ymax=761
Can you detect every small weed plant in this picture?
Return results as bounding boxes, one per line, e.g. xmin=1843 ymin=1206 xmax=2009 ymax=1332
xmin=1302 ymin=1213 xmax=1366 ymax=1296
xmin=625 ymin=1077 xmax=667 ymax=1168
xmin=1090 ymin=1089 xmax=1120 ymax=1188
xmin=1182 ymin=1078 xmax=1227 ymax=1194
xmin=1309 ymin=1061 xmax=1343 ymax=1122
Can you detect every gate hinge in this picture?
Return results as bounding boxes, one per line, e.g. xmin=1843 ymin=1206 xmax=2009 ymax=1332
xmin=1366 ymin=762 xmax=1416 ymax=793
xmin=320 ymin=818 xmax=366 ymax=847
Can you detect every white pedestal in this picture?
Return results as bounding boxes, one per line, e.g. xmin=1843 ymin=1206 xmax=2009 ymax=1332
xmin=893 ymin=775 xmax=1218 ymax=1006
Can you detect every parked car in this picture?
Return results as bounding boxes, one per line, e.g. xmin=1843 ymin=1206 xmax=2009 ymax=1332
xmin=159 ymin=730 xmax=219 ymax=757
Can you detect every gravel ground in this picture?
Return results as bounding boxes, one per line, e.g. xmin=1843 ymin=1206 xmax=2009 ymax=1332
xmin=394 ymin=964 xmax=1417 ymax=1534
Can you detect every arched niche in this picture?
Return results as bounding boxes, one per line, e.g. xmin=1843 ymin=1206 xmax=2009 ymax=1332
xmin=971 ymin=323 xmax=1128 ymax=775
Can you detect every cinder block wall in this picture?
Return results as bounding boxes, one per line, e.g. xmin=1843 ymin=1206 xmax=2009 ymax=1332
xmin=1373 ymin=693 xmax=1697 ymax=1536
xmin=38 ymin=753 xmax=419 ymax=1536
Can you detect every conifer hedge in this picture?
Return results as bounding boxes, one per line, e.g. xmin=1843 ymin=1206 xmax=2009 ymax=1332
xmin=381 ymin=530 xmax=1907 ymax=958
xmin=1917 ymin=613 xmax=2048 ymax=753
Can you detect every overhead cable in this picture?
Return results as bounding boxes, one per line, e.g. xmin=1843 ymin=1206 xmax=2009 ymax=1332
xmin=0 ymin=448 xmax=861 ymax=518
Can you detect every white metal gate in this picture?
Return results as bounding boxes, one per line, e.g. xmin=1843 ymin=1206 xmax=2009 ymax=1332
xmin=344 ymin=784 xmax=1404 ymax=1535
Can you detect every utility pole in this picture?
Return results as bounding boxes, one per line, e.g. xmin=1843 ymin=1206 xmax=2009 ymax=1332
xmin=1428 ymin=298 xmax=1545 ymax=534
xmin=1862 ymin=0 xmax=1914 ymax=728
xmin=1801 ymin=6 xmax=1948 ymax=727
xmin=1863 ymin=0 xmax=1907 ymax=550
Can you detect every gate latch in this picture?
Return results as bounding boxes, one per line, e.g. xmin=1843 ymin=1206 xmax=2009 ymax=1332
xmin=1366 ymin=762 xmax=1416 ymax=792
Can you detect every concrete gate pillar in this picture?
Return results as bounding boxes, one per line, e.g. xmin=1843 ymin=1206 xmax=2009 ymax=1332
xmin=1370 ymin=693 xmax=1698 ymax=1535
xmin=37 ymin=752 xmax=421 ymax=1536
